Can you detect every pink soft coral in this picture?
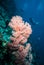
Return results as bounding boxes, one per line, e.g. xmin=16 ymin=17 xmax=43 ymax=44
xmin=9 ymin=16 xmax=32 ymax=44
xmin=8 ymin=16 xmax=32 ymax=65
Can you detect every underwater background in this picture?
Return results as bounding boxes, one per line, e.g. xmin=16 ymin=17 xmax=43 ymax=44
xmin=0 ymin=0 xmax=44 ymax=65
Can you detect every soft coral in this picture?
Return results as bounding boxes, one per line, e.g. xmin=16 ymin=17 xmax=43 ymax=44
xmin=8 ymin=16 xmax=32 ymax=65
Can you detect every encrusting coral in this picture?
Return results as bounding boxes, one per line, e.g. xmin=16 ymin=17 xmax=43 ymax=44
xmin=8 ymin=16 xmax=33 ymax=65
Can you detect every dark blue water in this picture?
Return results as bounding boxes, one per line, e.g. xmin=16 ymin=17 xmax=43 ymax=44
xmin=1 ymin=0 xmax=44 ymax=65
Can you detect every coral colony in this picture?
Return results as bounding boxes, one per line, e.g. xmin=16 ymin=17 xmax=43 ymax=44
xmin=8 ymin=16 xmax=33 ymax=65
xmin=0 ymin=14 xmax=33 ymax=65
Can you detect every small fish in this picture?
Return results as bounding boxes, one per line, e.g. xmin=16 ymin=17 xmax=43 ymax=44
xmin=29 ymin=18 xmax=39 ymax=25
xmin=17 ymin=9 xmax=24 ymax=13
xmin=35 ymin=22 xmax=39 ymax=25
xmin=37 ymin=37 xmax=40 ymax=41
